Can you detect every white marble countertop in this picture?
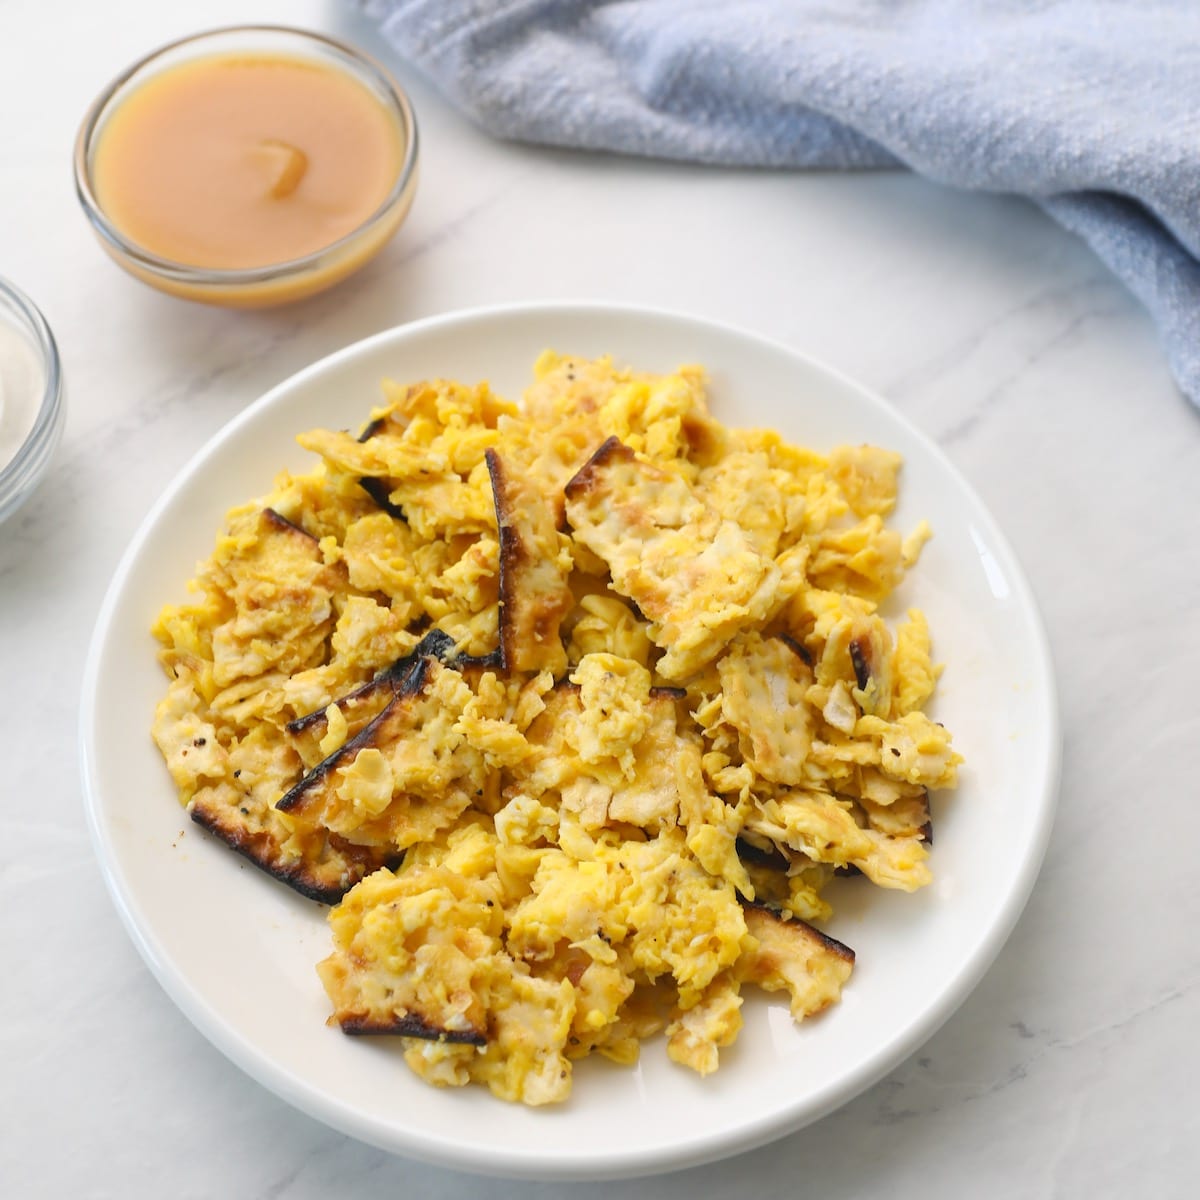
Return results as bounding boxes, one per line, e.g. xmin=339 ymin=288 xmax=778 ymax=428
xmin=3 ymin=1 xmax=1197 ymax=1194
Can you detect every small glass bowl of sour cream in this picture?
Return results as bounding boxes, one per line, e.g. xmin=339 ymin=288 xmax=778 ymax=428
xmin=0 ymin=278 xmax=65 ymax=524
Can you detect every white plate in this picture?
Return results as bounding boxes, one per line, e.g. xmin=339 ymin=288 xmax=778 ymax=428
xmin=80 ymin=303 xmax=1059 ymax=1180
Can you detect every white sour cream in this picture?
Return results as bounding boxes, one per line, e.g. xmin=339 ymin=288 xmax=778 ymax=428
xmin=0 ymin=318 xmax=43 ymax=470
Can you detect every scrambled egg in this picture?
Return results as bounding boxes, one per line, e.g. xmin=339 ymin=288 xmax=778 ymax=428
xmin=152 ymin=352 xmax=960 ymax=1104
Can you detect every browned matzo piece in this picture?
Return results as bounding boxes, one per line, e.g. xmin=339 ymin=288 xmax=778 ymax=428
xmin=513 ymin=674 xmax=697 ymax=833
xmin=485 ymin=448 xmax=573 ymax=675
xmin=717 ymin=633 xmax=815 ymax=787
xmin=207 ymin=508 xmax=346 ymax=690
xmin=276 ymin=657 xmax=484 ymax=849
xmin=738 ymin=904 xmax=855 ymax=1019
xmin=151 ymin=657 xmax=390 ymax=904
xmin=279 ymin=670 xmax=434 ymax=806
xmin=190 ymin=780 xmax=394 ymax=904
xmin=563 ymin=437 xmax=782 ymax=681
xmin=317 ymin=865 xmax=497 ymax=1045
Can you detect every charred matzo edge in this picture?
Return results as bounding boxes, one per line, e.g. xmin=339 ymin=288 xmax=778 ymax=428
xmin=276 ymin=655 xmax=436 ymax=815
xmin=355 ymin=414 xmax=407 ymax=519
xmin=339 ymin=1011 xmax=488 ymax=1046
xmin=486 ymin=446 xmax=521 ymax=672
xmin=287 ymin=628 xmax=457 ymax=735
xmin=777 ymin=631 xmax=814 ymax=667
xmin=735 ymin=836 xmax=791 ymax=871
xmin=485 ymin=447 xmax=573 ymax=674
xmin=848 ymin=637 xmax=872 ymax=691
xmin=562 ymin=434 xmax=633 ymax=502
xmin=358 ymin=478 xmax=406 ymax=520
xmin=742 ymin=902 xmax=856 ymax=965
xmin=737 ymin=903 xmax=854 ymax=1021
xmin=262 ymin=506 xmax=318 ymax=541
xmin=189 ymin=791 xmax=393 ymax=904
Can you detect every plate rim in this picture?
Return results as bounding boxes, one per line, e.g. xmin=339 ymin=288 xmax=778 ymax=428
xmin=79 ymin=299 xmax=1061 ymax=1180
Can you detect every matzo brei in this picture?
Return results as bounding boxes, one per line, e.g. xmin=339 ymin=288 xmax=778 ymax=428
xmin=151 ymin=351 xmax=960 ymax=1105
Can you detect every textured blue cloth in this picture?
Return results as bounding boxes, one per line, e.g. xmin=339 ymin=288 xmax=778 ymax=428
xmin=363 ymin=0 xmax=1200 ymax=407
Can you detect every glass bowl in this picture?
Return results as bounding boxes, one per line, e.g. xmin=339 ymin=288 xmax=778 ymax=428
xmin=0 ymin=277 xmax=65 ymax=524
xmin=73 ymin=26 xmax=419 ymax=308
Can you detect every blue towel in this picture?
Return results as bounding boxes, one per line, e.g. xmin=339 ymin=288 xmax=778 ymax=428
xmin=362 ymin=0 xmax=1200 ymax=408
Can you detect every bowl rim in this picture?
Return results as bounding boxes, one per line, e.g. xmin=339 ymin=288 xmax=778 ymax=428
xmin=0 ymin=276 xmax=65 ymax=522
xmin=72 ymin=23 xmax=420 ymax=286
